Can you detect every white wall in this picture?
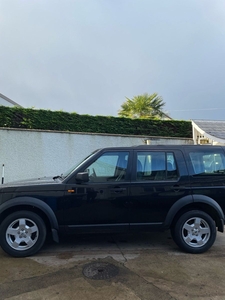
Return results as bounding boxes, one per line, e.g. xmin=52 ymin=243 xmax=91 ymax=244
xmin=0 ymin=128 xmax=193 ymax=183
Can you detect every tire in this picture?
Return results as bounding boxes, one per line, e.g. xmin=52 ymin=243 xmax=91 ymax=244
xmin=171 ymin=210 xmax=217 ymax=254
xmin=0 ymin=211 xmax=46 ymax=257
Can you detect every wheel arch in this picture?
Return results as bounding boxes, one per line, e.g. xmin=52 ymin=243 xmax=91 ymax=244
xmin=0 ymin=197 xmax=59 ymax=242
xmin=164 ymin=195 xmax=225 ymax=232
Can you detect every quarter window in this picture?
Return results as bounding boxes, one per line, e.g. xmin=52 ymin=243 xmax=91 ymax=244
xmin=136 ymin=151 xmax=178 ymax=181
xmin=189 ymin=151 xmax=225 ymax=175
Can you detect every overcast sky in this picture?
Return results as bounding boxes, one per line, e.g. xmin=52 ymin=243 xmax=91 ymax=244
xmin=1 ymin=0 xmax=225 ymax=120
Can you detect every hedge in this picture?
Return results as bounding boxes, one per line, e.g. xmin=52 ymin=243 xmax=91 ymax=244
xmin=0 ymin=106 xmax=192 ymax=138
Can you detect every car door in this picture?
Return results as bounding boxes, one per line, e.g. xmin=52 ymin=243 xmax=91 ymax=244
xmin=62 ymin=150 xmax=132 ymax=233
xmin=129 ymin=149 xmax=190 ymax=230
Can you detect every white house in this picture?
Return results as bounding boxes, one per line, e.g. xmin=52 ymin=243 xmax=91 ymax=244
xmin=192 ymin=120 xmax=225 ymax=145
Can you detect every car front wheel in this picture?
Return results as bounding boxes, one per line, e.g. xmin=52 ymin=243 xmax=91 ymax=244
xmin=0 ymin=211 xmax=46 ymax=257
xmin=172 ymin=210 xmax=217 ymax=254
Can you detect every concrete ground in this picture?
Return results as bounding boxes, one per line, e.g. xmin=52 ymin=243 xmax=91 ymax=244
xmin=1 ymin=231 xmax=225 ymax=300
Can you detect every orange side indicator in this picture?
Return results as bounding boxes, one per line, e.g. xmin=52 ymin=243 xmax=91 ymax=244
xmin=67 ymin=189 xmax=75 ymax=193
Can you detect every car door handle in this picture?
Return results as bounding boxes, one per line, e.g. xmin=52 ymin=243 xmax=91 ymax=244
xmin=110 ymin=187 xmax=126 ymax=193
xmin=172 ymin=185 xmax=184 ymax=192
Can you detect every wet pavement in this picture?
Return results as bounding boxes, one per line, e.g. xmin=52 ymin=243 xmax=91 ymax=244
xmin=1 ymin=231 xmax=225 ymax=299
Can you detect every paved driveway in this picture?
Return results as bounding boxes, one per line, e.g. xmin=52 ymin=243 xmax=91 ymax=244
xmin=1 ymin=231 xmax=225 ymax=299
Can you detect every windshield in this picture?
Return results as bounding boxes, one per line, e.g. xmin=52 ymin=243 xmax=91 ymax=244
xmin=62 ymin=150 xmax=99 ymax=178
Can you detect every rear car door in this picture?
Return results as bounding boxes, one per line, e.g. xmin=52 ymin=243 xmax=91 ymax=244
xmin=129 ymin=149 xmax=190 ymax=230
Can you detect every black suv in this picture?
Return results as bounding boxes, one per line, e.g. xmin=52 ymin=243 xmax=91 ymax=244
xmin=0 ymin=145 xmax=225 ymax=257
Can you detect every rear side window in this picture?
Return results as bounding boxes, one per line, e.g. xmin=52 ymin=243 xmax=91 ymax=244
xmin=136 ymin=151 xmax=178 ymax=181
xmin=189 ymin=151 xmax=225 ymax=175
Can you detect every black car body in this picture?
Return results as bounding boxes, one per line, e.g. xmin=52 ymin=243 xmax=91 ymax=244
xmin=0 ymin=145 xmax=225 ymax=257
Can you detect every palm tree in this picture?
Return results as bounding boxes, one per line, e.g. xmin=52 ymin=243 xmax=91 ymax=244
xmin=118 ymin=93 xmax=166 ymax=119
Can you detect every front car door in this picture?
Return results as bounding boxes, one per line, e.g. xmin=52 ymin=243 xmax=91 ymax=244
xmin=62 ymin=149 xmax=132 ymax=233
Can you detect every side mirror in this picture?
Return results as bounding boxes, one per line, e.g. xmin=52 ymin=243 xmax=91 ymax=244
xmin=76 ymin=172 xmax=89 ymax=183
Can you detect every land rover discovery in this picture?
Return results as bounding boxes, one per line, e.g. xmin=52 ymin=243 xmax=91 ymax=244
xmin=0 ymin=145 xmax=225 ymax=257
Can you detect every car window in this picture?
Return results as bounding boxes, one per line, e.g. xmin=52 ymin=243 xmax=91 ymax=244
xmin=189 ymin=151 xmax=225 ymax=175
xmin=84 ymin=151 xmax=129 ymax=182
xmin=136 ymin=151 xmax=178 ymax=181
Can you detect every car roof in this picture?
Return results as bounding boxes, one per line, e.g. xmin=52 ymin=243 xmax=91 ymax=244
xmin=98 ymin=144 xmax=225 ymax=151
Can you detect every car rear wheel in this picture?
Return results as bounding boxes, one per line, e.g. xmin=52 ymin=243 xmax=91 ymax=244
xmin=0 ymin=211 xmax=46 ymax=257
xmin=171 ymin=210 xmax=216 ymax=254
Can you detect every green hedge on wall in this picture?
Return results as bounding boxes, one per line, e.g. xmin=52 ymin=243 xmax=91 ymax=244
xmin=0 ymin=106 xmax=192 ymax=138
